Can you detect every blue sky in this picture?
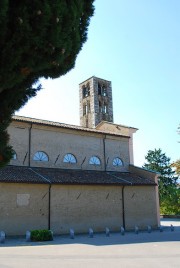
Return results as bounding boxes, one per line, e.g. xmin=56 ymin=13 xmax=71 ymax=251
xmin=16 ymin=0 xmax=180 ymax=167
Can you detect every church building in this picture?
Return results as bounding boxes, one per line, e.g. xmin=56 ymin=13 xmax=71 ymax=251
xmin=0 ymin=76 xmax=160 ymax=235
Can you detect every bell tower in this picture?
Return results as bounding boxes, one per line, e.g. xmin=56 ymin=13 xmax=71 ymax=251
xmin=79 ymin=76 xmax=113 ymax=128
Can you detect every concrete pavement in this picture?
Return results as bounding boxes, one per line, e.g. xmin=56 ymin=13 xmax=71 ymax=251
xmin=0 ymin=219 xmax=179 ymax=268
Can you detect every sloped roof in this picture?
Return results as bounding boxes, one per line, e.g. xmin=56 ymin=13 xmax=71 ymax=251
xmin=0 ymin=166 xmax=46 ymax=184
xmin=96 ymin=121 xmax=138 ymax=131
xmin=12 ymin=115 xmax=130 ymax=138
xmin=0 ymin=166 xmax=156 ymax=186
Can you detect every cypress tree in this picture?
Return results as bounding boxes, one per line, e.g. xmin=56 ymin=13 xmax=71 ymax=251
xmin=0 ymin=0 xmax=94 ymax=167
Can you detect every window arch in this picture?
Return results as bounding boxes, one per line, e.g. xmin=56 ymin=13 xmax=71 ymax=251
xmin=98 ymin=83 xmax=107 ymax=96
xmin=113 ymin=157 xmax=123 ymax=167
xmin=12 ymin=150 xmax=17 ymax=160
xmin=89 ymin=156 xmax=101 ymax=165
xmin=82 ymin=85 xmax=90 ymax=98
xmin=33 ymin=151 xmax=49 ymax=162
xmin=63 ymin=153 xmax=77 ymax=164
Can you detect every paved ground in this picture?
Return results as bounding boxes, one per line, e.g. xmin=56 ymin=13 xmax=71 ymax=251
xmin=0 ymin=219 xmax=179 ymax=268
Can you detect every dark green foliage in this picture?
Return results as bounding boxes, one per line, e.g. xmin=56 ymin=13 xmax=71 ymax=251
xmin=143 ymin=149 xmax=177 ymax=198
xmin=143 ymin=148 xmax=179 ymax=215
xmin=31 ymin=229 xmax=53 ymax=241
xmin=160 ymin=186 xmax=180 ymax=215
xmin=0 ymin=0 xmax=94 ymax=167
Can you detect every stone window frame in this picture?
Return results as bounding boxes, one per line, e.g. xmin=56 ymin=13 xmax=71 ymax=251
xmin=112 ymin=157 xmax=123 ymax=167
xmin=33 ymin=151 xmax=49 ymax=162
xmin=63 ymin=153 xmax=77 ymax=164
xmin=99 ymin=101 xmax=108 ymax=114
xmin=89 ymin=156 xmax=101 ymax=166
xmin=102 ymin=85 xmax=107 ymax=96
xmin=103 ymin=104 xmax=108 ymax=114
xmin=83 ymin=101 xmax=90 ymax=115
xmin=98 ymin=83 xmax=108 ymax=97
xmin=82 ymin=84 xmax=90 ymax=98
xmin=83 ymin=103 xmax=88 ymax=115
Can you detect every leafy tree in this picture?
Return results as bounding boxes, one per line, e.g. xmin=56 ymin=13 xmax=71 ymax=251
xmin=171 ymin=159 xmax=180 ymax=178
xmin=160 ymin=185 xmax=180 ymax=215
xmin=143 ymin=149 xmax=177 ymax=201
xmin=0 ymin=0 xmax=94 ymax=167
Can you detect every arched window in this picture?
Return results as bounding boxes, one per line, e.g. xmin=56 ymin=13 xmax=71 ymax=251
xmin=102 ymin=85 xmax=107 ymax=96
xmin=63 ymin=153 xmax=77 ymax=164
xmin=82 ymin=85 xmax=90 ymax=98
xmin=98 ymin=83 xmax=107 ymax=96
xmin=12 ymin=150 xmax=17 ymax=160
xmin=33 ymin=151 xmax=49 ymax=161
xmin=89 ymin=156 xmax=101 ymax=165
xmin=82 ymin=86 xmax=86 ymax=98
xmin=113 ymin=157 xmax=123 ymax=166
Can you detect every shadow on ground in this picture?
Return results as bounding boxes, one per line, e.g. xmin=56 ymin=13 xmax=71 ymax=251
xmin=1 ymin=219 xmax=180 ymax=248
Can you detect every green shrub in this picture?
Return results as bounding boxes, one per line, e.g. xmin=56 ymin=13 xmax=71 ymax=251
xmin=30 ymin=229 xmax=53 ymax=242
xmin=160 ymin=186 xmax=180 ymax=216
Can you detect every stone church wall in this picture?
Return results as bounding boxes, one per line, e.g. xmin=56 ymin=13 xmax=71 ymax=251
xmin=0 ymin=183 xmax=49 ymax=235
xmin=8 ymin=121 xmax=130 ymax=172
xmin=0 ymin=182 xmax=159 ymax=236
xmin=50 ymin=185 xmax=123 ymax=234
xmin=124 ymin=186 xmax=159 ymax=230
xmin=8 ymin=122 xmax=30 ymax=167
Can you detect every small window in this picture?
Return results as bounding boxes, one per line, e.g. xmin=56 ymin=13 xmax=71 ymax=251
xmin=12 ymin=150 xmax=17 ymax=160
xmin=113 ymin=157 xmax=123 ymax=166
xmin=82 ymin=85 xmax=90 ymax=98
xmin=102 ymin=85 xmax=107 ymax=96
xmin=83 ymin=104 xmax=88 ymax=115
xmin=83 ymin=86 xmax=86 ymax=98
xmin=89 ymin=156 xmax=101 ymax=165
xmin=63 ymin=153 xmax=77 ymax=164
xmin=83 ymin=102 xmax=90 ymax=115
xmin=33 ymin=151 xmax=49 ymax=161
xmin=98 ymin=83 xmax=107 ymax=96
xmin=103 ymin=104 xmax=107 ymax=114
xmin=87 ymin=86 xmax=90 ymax=96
